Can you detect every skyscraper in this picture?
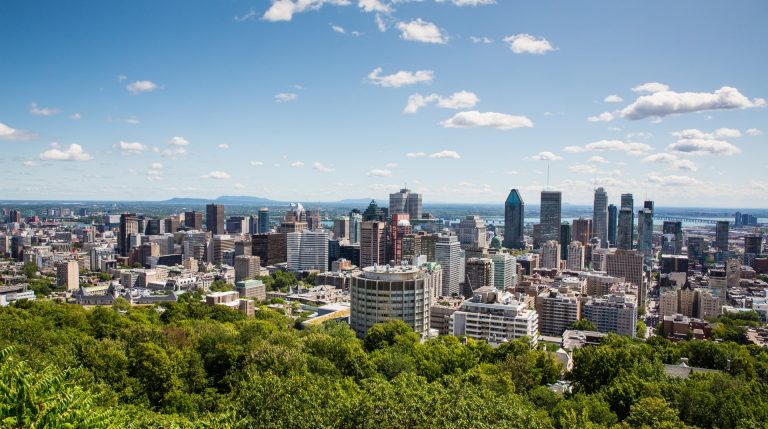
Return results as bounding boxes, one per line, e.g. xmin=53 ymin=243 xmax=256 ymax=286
xmin=502 ymin=189 xmax=525 ymax=249
xmin=119 ymin=213 xmax=138 ymax=256
xmin=572 ymin=218 xmax=592 ymax=248
xmin=389 ymin=188 xmax=422 ymax=221
xmin=206 ymin=204 xmax=225 ymax=235
xmin=287 ymin=230 xmax=329 ymax=272
xmin=457 ymin=215 xmax=487 ymax=250
xmin=593 ymin=187 xmax=608 ymax=248
xmin=348 ymin=211 xmax=362 ymax=244
xmin=435 ymin=235 xmax=463 ymax=296
xmin=390 ymin=213 xmax=412 ymax=263
xmin=608 ymin=204 xmax=618 ymax=246
xmin=258 ymin=208 xmax=270 ymax=233
xmin=715 ymin=220 xmax=729 ymax=252
xmin=560 ymin=222 xmax=571 ymax=261
xmin=360 ymin=221 xmax=387 ymax=267
xmin=362 ymin=200 xmax=386 ymax=222
xmin=184 ymin=210 xmax=203 ymax=230
xmin=662 ymin=221 xmax=683 ymax=255
xmin=540 ymin=240 xmax=560 ymax=269
xmin=540 ymin=191 xmax=562 ymax=244
xmin=637 ymin=201 xmax=654 ymax=263
xmin=490 ymin=253 xmax=516 ymax=291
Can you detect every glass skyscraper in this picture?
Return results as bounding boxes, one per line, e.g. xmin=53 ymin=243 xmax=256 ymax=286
xmin=503 ymin=189 xmax=525 ymax=249
xmin=608 ymin=204 xmax=618 ymax=246
xmin=593 ymin=187 xmax=608 ymax=248
xmin=540 ymin=191 xmax=562 ymax=244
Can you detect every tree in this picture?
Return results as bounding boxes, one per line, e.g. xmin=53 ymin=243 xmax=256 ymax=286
xmin=568 ymin=319 xmax=597 ymax=331
xmin=625 ymin=397 xmax=684 ymax=428
xmin=22 ymin=262 xmax=38 ymax=279
xmin=363 ymin=320 xmax=418 ymax=352
xmin=209 ymin=279 xmax=232 ymax=292
xmin=637 ymin=320 xmax=648 ymax=338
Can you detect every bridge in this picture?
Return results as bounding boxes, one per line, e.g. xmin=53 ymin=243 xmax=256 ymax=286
xmin=652 ymin=216 xmax=720 ymax=225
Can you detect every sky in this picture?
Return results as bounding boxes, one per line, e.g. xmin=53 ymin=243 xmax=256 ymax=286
xmin=0 ymin=0 xmax=766 ymax=207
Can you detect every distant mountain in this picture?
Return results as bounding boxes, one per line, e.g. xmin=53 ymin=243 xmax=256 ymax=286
xmin=158 ymin=196 xmax=284 ymax=206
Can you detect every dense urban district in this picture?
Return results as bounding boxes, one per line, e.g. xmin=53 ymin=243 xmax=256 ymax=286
xmin=0 ymin=189 xmax=767 ymax=428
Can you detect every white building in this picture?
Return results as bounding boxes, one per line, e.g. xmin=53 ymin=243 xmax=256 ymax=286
xmin=566 ymin=241 xmax=585 ymax=270
xmin=450 ymin=286 xmax=538 ymax=346
xmin=435 ymin=235 xmax=464 ymax=296
xmin=490 ymin=253 xmax=516 ymax=291
xmin=583 ymin=294 xmax=638 ymax=337
xmin=540 ymin=240 xmax=560 ymax=269
xmin=287 ymin=230 xmax=329 ymax=272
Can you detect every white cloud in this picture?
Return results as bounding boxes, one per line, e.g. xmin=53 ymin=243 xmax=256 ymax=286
xmin=234 ymin=183 xmax=246 ymax=190
xmin=331 ymin=24 xmax=346 ymax=34
xmin=503 ymin=34 xmax=555 ymax=54
xmin=429 ymin=150 xmax=461 ymax=159
xmin=367 ymin=67 xmax=434 ymax=87
xmin=642 ymin=153 xmax=698 ymax=171
xmin=631 ymin=82 xmax=669 ymax=93
xmin=359 ymin=0 xmax=390 ymax=13
xmin=168 ymin=136 xmax=189 ymax=146
xmin=563 ymin=145 xmax=585 ymax=153
xmin=580 ymin=140 xmax=652 ymax=156
xmin=626 ymin=131 xmax=653 ymax=140
xmin=22 ymin=160 xmax=38 ymax=167
xmin=114 ymin=141 xmax=148 ymax=155
xmin=233 ymin=9 xmax=258 ymax=22
xmin=588 ymin=112 xmax=615 ymax=122
xmin=568 ymin=164 xmax=598 ymax=174
xmin=160 ymin=147 xmax=187 ymax=158
xmin=218 ymin=144 xmax=229 ymax=149
xmin=441 ymin=0 xmax=496 ymax=5
xmin=647 ymin=174 xmax=703 ymax=187
xmin=470 ymin=36 xmax=493 ymax=44
xmin=441 ymin=111 xmax=534 ymax=129
xmin=746 ymin=128 xmax=763 ymax=136
xmin=0 ymin=122 xmax=35 ymax=141
xmin=39 ymin=143 xmax=93 ymax=161
xmin=126 ymin=80 xmax=159 ymax=94
xmin=147 ymin=163 xmax=163 ymax=181
xmin=666 ymin=139 xmax=741 ymax=156
xmin=201 ymin=171 xmax=231 ymax=179
xmin=29 ymin=102 xmax=59 ymax=116
xmin=456 ymin=181 xmax=493 ymax=195
xmin=588 ymin=155 xmax=609 ymax=164
xmin=375 ymin=13 xmax=388 ymax=32
xmin=713 ymin=127 xmax=742 ymax=138
xmin=620 ymin=86 xmax=765 ymax=120
xmin=396 ymin=19 xmax=447 ymax=44
xmin=672 ymin=128 xmax=742 ymax=140
xmin=368 ymin=168 xmax=392 ymax=177
xmin=404 ymin=91 xmax=479 ymax=113
xmin=69 ymin=113 xmax=81 ymax=120
xmin=250 ymin=160 xmax=264 ymax=166
xmin=530 ymin=151 xmax=562 ymax=161
xmin=313 ymin=161 xmax=335 ymax=172
xmin=406 ymin=151 xmax=426 ymax=158
xmin=603 ymin=95 xmax=623 ymax=103
xmin=290 ymin=161 xmax=305 ymax=168
xmin=384 ymin=162 xmax=398 ymax=168
xmin=262 ymin=0 xmax=351 ymax=22
xmin=275 ymin=92 xmax=298 ymax=103
xmin=124 ymin=117 xmax=140 ymax=125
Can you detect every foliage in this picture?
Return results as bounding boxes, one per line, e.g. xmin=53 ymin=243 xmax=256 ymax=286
xmin=209 ymin=279 xmax=232 ymax=292
xmin=568 ymin=319 xmax=597 ymax=331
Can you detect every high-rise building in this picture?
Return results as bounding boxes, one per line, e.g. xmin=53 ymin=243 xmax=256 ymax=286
xmin=362 ymin=200 xmax=386 ymax=222
xmin=287 ymin=230 xmax=329 ymax=272
xmin=606 ymin=249 xmax=645 ymax=305
xmin=540 ymin=191 xmax=562 ymax=243
xmin=715 ymin=220 xmax=729 ymax=253
xmin=621 ymin=194 xmax=634 ymax=242
xmin=490 ymin=253 xmax=516 ymax=291
xmin=457 ymin=215 xmax=488 ymax=250
xmin=206 ymin=204 xmax=225 ymax=235
xmin=572 ymin=218 xmax=592 ymax=248
xmin=687 ymin=236 xmax=706 ymax=265
xmin=119 ymin=213 xmax=139 ymax=256
xmin=251 ymin=233 xmax=287 ymax=266
xmin=234 ymin=255 xmax=261 ymax=282
xmin=744 ymin=234 xmax=763 ymax=266
xmin=608 ymin=204 xmax=618 ymax=246
xmin=637 ymin=202 xmax=654 ymax=263
xmin=164 ymin=216 xmax=180 ymax=234
xmin=583 ymin=294 xmax=637 ymax=337
xmin=257 ymin=208 xmax=270 ymax=233
xmin=435 ymin=235 xmax=463 ymax=296
xmin=402 ymin=233 xmax=422 ymax=261
xmin=333 ymin=216 xmax=350 ymax=241
xmin=593 ymin=187 xmax=608 ymax=248
xmin=56 ymin=259 xmax=79 ymax=291
xmin=389 ymin=188 xmax=422 ymax=221
xmin=560 ymin=223 xmax=571 ymax=261
xmin=350 ymin=264 xmax=442 ymax=338
xmin=210 ymin=235 xmax=235 ymax=265
xmin=450 ymin=287 xmax=539 ymax=346
xmin=464 ymin=257 xmax=494 ymax=294
xmin=184 ymin=211 xmax=203 ymax=230
xmin=662 ymin=221 xmax=683 ymax=255
xmin=536 ymin=290 xmax=580 ymax=336
xmin=360 ymin=221 xmax=387 ymax=267
xmin=540 ymin=240 xmax=560 ymax=269
xmin=390 ymin=213 xmax=412 ymax=263
xmin=617 ymin=207 xmax=634 ymax=250
xmin=502 ymin=189 xmax=525 ymax=249
xmin=226 ymin=216 xmax=250 ymax=234
xmin=567 ymin=241 xmax=585 ymax=270
xmin=348 ymin=211 xmax=362 ymax=244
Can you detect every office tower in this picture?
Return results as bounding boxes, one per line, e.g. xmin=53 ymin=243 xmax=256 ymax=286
xmin=744 ymin=234 xmax=763 ymax=266
xmin=258 ymin=208 xmax=270 ymax=233
xmin=715 ymin=221 xmax=729 ymax=252
xmin=145 ymin=218 xmax=162 ymax=236
xmin=532 ymin=224 xmax=543 ymax=250
xmin=226 ymin=216 xmax=250 ymax=234
xmin=606 ymin=249 xmax=645 ymax=304
xmin=583 ymin=294 xmax=637 ymax=337
xmin=339 ymin=243 xmax=361 ymax=267
xmin=210 ymin=235 xmax=235 ymax=265
xmin=540 ymin=240 xmax=560 ymax=269
xmin=464 ymin=258 xmax=494 ymax=294
xmin=306 ymin=209 xmax=321 ymax=231
xmin=7 ymin=210 xmax=22 ymax=223
xmin=457 ymin=215 xmax=488 ymax=250
xmin=735 ymin=211 xmax=742 ymax=226
xmin=418 ymin=233 xmax=437 ymax=262
xmin=278 ymin=220 xmax=307 ymax=234
xmin=593 ymin=187 xmax=608 ymax=248
xmin=234 ymin=236 xmax=252 ymax=256
xmin=637 ymin=202 xmax=654 ymax=263
xmin=390 ymin=213 xmax=412 ymax=263
xmin=572 ymin=218 xmax=592 ymax=248
xmin=608 ymin=204 xmax=618 ymax=246
xmin=56 ymin=260 xmax=79 ymax=291
xmin=251 ymin=233 xmax=287 ymax=266
xmin=687 ymin=236 xmax=706 ymax=265
xmin=206 ymin=204 xmax=225 ymax=235
xmin=661 ymin=255 xmax=689 ymax=274
xmin=118 ymin=213 xmax=139 ymax=256
xmin=502 ymin=189 xmax=525 ymax=249
xmin=333 ymin=216 xmax=349 ymax=240
xmin=662 ymin=221 xmax=683 ymax=255
xmin=184 ymin=210 xmax=203 ymax=230
xmin=348 ymin=211 xmax=362 ymax=244
xmin=621 ymin=194 xmax=634 ymax=244
xmin=490 ymin=253 xmax=516 ymax=291
xmin=234 ymin=255 xmax=261 ymax=282
xmin=617 ymin=207 xmax=634 ymax=250
xmin=286 ymin=230 xmax=329 ymax=272
xmin=567 ymin=241 xmax=585 ymax=270
xmin=139 ymin=242 xmax=159 ymax=267
xmin=350 ymin=264 xmax=442 ymax=338
xmin=450 ymin=287 xmax=539 ymax=346
xmin=360 ymin=221 xmax=387 ymax=267
xmin=402 ymin=233 xmax=423 ymax=261
xmin=362 ymin=200 xmax=386 ymax=222
xmin=560 ymin=223 xmax=571 ymax=261
xmin=389 ymin=188 xmax=422 ymax=221
xmin=164 ymin=216 xmax=180 ymax=234
xmin=540 ymin=191 xmax=562 ymax=243
xmin=435 ymin=235 xmax=463 ymax=296
xmin=328 ymin=239 xmax=341 ymax=270
xmin=726 ymin=259 xmax=741 ymax=288
xmin=536 ymin=290 xmax=580 ymax=336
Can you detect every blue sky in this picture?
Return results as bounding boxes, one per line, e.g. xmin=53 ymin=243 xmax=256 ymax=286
xmin=0 ymin=0 xmax=766 ymax=207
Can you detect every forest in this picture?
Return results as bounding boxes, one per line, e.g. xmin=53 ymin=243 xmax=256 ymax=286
xmin=0 ymin=296 xmax=767 ymax=428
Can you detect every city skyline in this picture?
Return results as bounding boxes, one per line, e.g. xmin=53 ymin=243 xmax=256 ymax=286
xmin=1 ymin=1 xmax=767 ymax=207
